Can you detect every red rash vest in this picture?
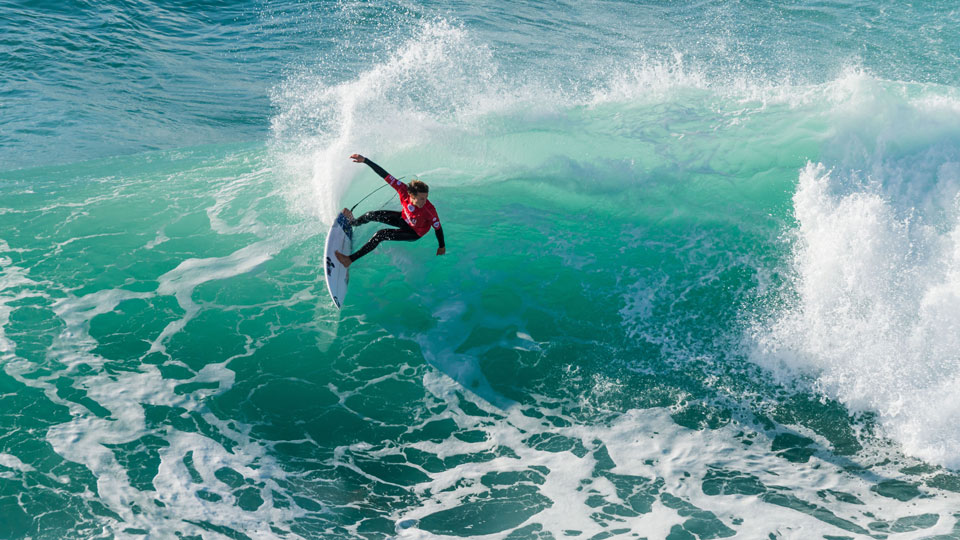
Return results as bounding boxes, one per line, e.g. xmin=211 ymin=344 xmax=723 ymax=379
xmin=359 ymin=157 xmax=445 ymax=249
xmin=385 ymin=175 xmax=442 ymax=237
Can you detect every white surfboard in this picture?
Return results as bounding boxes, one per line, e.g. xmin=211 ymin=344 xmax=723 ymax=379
xmin=324 ymin=212 xmax=353 ymax=309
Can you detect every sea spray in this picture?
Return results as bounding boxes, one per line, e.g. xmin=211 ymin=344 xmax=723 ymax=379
xmin=752 ymin=161 xmax=960 ymax=468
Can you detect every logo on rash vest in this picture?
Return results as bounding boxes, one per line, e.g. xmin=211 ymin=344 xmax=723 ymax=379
xmin=407 ymin=203 xmax=416 ymax=212
xmin=432 ymin=219 xmax=440 ymax=229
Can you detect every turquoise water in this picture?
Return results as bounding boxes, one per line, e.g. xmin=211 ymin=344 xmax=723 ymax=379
xmin=4 ymin=1 xmax=960 ymax=538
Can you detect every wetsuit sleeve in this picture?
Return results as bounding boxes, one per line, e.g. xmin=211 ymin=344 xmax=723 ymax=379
xmin=431 ymin=211 xmax=444 ymax=248
xmin=363 ymin=157 xmax=406 ymax=195
xmin=362 ymin=157 xmax=391 ymax=179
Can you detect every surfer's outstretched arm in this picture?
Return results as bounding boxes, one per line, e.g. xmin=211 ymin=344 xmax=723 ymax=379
xmin=351 ymin=153 xmax=408 ymax=197
xmin=350 ymin=153 xmax=390 ymax=179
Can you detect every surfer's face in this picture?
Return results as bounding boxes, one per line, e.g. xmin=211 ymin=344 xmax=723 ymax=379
xmin=409 ymin=192 xmax=428 ymax=208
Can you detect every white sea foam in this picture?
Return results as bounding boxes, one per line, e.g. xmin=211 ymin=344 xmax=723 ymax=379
xmin=0 ymin=452 xmax=34 ymax=473
xmin=382 ymin=370 xmax=960 ymax=539
xmin=28 ymin=269 xmax=302 ymax=536
xmin=750 ymin=79 xmax=960 ymax=468
xmin=0 ymin=251 xmax=42 ymax=357
xmin=0 ymin=162 xmax=317 ymax=538
xmin=144 ymin=228 xmax=168 ymax=249
xmin=149 ymin=237 xmax=290 ymax=358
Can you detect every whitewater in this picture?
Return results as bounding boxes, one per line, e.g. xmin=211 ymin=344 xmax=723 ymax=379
xmin=3 ymin=1 xmax=960 ymax=538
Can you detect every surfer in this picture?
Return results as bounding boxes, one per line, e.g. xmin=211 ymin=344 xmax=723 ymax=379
xmin=335 ymin=154 xmax=445 ymax=268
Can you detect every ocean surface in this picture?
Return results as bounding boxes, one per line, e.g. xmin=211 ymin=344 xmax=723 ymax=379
xmin=3 ymin=1 xmax=960 ymax=538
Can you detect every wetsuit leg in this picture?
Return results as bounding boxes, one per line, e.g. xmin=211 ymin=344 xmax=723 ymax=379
xmin=350 ymin=226 xmax=420 ymax=261
xmin=354 ymin=210 xmax=405 ymax=228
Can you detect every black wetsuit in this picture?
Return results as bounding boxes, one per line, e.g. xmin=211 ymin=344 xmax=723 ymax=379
xmin=350 ymin=159 xmax=445 ymax=262
xmin=350 ymin=210 xmax=420 ymax=261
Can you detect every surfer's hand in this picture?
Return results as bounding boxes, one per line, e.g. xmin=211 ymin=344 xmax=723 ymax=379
xmin=437 ymin=247 xmax=446 ymax=256
xmin=350 ymin=154 xmax=365 ymax=163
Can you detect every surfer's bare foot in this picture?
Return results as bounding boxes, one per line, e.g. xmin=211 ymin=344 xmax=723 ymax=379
xmin=335 ymin=251 xmax=352 ymax=268
xmin=341 ymin=208 xmax=355 ymax=222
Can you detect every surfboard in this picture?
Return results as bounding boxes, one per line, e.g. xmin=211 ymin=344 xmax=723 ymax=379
xmin=324 ymin=212 xmax=353 ymax=309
